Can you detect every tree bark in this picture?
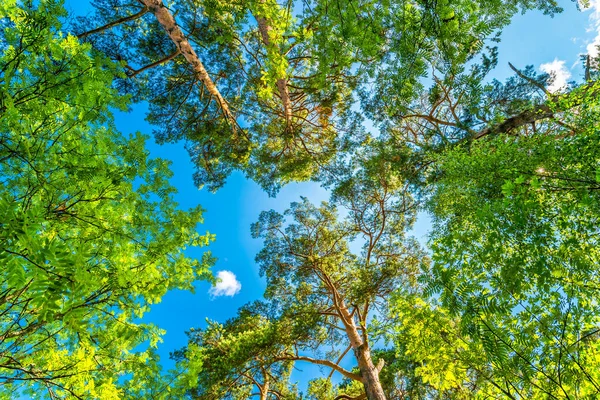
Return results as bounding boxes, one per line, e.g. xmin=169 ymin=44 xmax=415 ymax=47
xmin=254 ymin=7 xmax=293 ymax=130
xmin=474 ymin=104 xmax=553 ymax=139
xmin=338 ymin=302 xmax=387 ymax=400
xmin=354 ymin=344 xmax=387 ymax=400
xmin=139 ymin=0 xmax=237 ymax=129
xmin=260 ymin=372 xmax=269 ymax=400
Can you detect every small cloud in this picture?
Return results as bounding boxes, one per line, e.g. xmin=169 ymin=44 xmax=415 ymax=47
xmin=540 ymin=59 xmax=571 ymax=93
xmin=209 ymin=270 xmax=241 ymax=298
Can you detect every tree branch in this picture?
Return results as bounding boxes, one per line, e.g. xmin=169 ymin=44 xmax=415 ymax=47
xmin=277 ymin=354 xmax=363 ymax=382
xmin=586 ymin=55 xmax=592 ymax=81
xmin=328 ymin=344 xmax=352 ymax=379
xmin=376 ymin=357 xmax=385 ymax=373
xmin=334 ymin=394 xmax=367 ymax=400
xmin=474 ymin=79 xmax=600 ymax=139
xmin=77 ymin=7 xmax=149 ymax=39
xmin=508 ymin=62 xmax=551 ymax=96
xmin=126 ymin=50 xmax=181 ymax=78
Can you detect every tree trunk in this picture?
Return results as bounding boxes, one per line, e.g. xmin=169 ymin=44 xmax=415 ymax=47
xmin=338 ymin=303 xmax=387 ymax=400
xmin=254 ymin=6 xmax=293 ymax=130
xmin=139 ymin=0 xmax=237 ymax=129
xmin=355 ymin=344 xmax=387 ymax=400
xmin=260 ymin=373 xmax=269 ymax=400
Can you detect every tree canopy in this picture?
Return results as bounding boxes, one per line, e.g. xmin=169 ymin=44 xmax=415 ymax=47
xmin=175 ymin=159 xmax=427 ymax=399
xmin=3 ymin=0 xmax=600 ymax=398
xmin=0 ymin=1 xmax=213 ymax=398
xmin=73 ymin=0 xmax=564 ymax=192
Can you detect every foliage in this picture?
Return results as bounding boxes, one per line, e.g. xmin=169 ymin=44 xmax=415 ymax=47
xmin=73 ymin=0 xmax=564 ymax=192
xmin=6 ymin=0 xmax=600 ymax=398
xmin=174 ymin=153 xmax=428 ymax=398
xmin=423 ymin=64 xmax=600 ymax=397
xmin=0 ymin=1 xmax=213 ymax=398
xmin=173 ymin=306 xmax=301 ymax=399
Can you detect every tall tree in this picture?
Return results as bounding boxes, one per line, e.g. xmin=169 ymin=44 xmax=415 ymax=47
xmin=175 ymin=152 xmax=426 ymax=399
xmin=0 ymin=1 xmax=213 ymax=398
xmin=382 ymin=36 xmax=600 ymax=398
xmin=45 ymin=0 xmax=600 ymax=397
xmin=72 ymin=0 xmax=563 ymax=192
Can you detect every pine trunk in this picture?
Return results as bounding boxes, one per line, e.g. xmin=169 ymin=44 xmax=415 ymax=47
xmin=255 ymin=8 xmax=293 ymax=129
xmin=339 ymin=303 xmax=387 ymax=400
xmin=140 ymin=0 xmax=237 ymax=128
xmin=259 ymin=374 xmax=269 ymax=400
xmin=355 ymin=344 xmax=387 ymax=400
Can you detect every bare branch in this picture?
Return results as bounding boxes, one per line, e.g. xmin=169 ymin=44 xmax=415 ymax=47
xmin=126 ymin=50 xmax=181 ymax=78
xmin=77 ymin=7 xmax=149 ymax=39
xmin=277 ymin=354 xmax=363 ymax=382
xmin=328 ymin=344 xmax=352 ymax=379
xmin=509 ymin=62 xmax=551 ymax=96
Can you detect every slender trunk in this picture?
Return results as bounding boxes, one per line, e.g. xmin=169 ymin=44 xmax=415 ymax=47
xmin=259 ymin=366 xmax=270 ymax=400
xmin=139 ymin=0 xmax=237 ymax=129
xmin=338 ymin=302 xmax=387 ymax=400
xmin=254 ymin=8 xmax=293 ymax=129
xmin=260 ymin=373 xmax=269 ymax=400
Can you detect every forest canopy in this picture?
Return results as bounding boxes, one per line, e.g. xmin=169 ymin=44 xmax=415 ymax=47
xmin=1 ymin=0 xmax=600 ymax=399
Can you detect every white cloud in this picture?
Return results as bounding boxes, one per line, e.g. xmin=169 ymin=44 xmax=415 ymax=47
xmin=540 ymin=59 xmax=571 ymax=93
xmin=582 ymin=0 xmax=600 ymax=58
xmin=209 ymin=270 xmax=241 ymax=297
xmin=587 ymin=35 xmax=600 ymax=58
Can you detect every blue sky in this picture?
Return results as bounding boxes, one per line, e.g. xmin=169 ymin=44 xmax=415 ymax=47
xmin=66 ymin=0 xmax=600 ymax=384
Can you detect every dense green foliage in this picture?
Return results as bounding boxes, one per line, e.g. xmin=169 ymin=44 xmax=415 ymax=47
xmin=175 ymin=160 xmax=427 ymax=398
xmin=74 ymin=0 xmax=563 ymax=192
xmin=3 ymin=0 xmax=600 ymax=398
xmin=0 ymin=1 xmax=212 ymax=398
xmin=425 ymin=88 xmax=600 ymax=397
